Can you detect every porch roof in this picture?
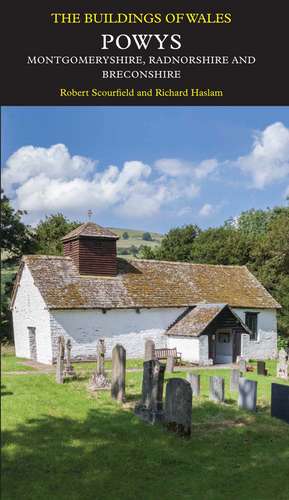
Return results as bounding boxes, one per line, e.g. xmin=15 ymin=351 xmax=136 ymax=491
xmin=165 ymin=303 xmax=252 ymax=337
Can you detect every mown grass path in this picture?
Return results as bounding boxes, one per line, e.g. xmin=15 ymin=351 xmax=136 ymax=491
xmin=2 ymin=356 xmax=289 ymax=500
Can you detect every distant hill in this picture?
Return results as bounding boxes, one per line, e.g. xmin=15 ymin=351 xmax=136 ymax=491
xmin=108 ymin=227 xmax=163 ymax=258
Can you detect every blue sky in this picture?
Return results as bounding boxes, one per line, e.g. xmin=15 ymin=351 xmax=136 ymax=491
xmin=1 ymin=106 xmax=289 ymax=233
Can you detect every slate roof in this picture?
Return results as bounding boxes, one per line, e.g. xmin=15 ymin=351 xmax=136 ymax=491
xmin=15 ymin=255 xmax=281 ymax=310
xmin=166 ymin=303 xmax=252 ymax=337
xmin=61 ymin=222 xmax=119 ymax=241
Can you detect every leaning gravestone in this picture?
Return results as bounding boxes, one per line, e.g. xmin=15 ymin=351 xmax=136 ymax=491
xmin=230 ymin=369 xmax=240 ymax=392
xmin=271 ymin=383 xmax=289 ymax=424
xmin=56 ymin=336 xmax=65 ymax=384
xmin=166 ymin=356 xmax=175 ymax=373
xmin=111 ymin=344 xmax=126 ymax=402
xmin=63 ymin=339 xmax=76 ymax=379
xmin=144 ymin=339 xmax=155 ymax=361
xmin=89 ymin=339 xmax=111 ymax=391
xmin=186 ymin=373 xmax=200 ymax=397
xmin=96 ymin=338 xmax=106 ymax=376
xmin=135 ymin=359 xmax=166 ymax=424
xmin=277 ymin=349 xmax=288 ymax=379
xmin=165 ymin=378 xmax=192 ymax=437
xmin=209 ymin=376 xmax=225 ymax=402
xmin=257 ymin=361 xmax=266 ymax=376
xmin=238 ymin=357 xmax=247 ymax=374
xmin=238 ymin=378 xmax=257 ymax=412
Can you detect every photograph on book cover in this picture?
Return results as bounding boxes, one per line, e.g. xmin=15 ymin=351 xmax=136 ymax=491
xmin=1 ymin=1 xmax=289 ymax=500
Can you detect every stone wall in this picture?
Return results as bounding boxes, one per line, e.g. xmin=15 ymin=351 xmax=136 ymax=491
xmin=199 ymin=335 xmax=210 ymax=365
xmin=50 ymin=307 xmax=186 ymax=362
xmin=234 ymin=307 xmax=278 ymax=360
xmin=12 ymin=265 xmax=53 ymax=364
xmin=167 ymin=336 xmax=200 ymax=363
xmin=241 ymin=331 xmax=278 ymax=360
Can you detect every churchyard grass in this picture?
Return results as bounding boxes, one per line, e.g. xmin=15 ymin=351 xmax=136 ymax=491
xmin=2 ymin=358 xmax=289 ymax=500
xmin=1 ymin=352 xmax=37 ymax=372
xmin=74 ymin=358 xmax=144 ymax=372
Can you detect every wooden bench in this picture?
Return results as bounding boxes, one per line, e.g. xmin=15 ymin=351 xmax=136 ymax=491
xmin=155 ymin=347 xmax=182 ymax=365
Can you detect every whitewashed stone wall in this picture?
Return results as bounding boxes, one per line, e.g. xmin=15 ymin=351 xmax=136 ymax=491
xmin=199 ymin=335 xmax=210 ymax=364
xmin=233 ymin=308 xmax=278 ymax=360
xmin=241 ymin=332 xmax=278 ymax=360
xmin=167 ymin=336 xmax=200 ymax=363
xmin=12 ymin=265 xmax=53 ymax=364
xmin=50 ymin=307 xmax=186 ymax=362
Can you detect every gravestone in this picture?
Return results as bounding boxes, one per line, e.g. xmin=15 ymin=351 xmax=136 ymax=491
xmin=63 ymin=339 xmax=76 ymax=379
xmin=89 ymin=339 xmax=111 ymax=391
xmin=238 ymin=378 xmax=257 ymax=411
xmin=144 ymin=339 xmax=155 ymax=361
xmin=111 ymin=344 xmax=126 ymax=402
xmin=165 ymin=378 xmax=192 ymax=437
xmin=56 ymin=336 xmax=65 ymax=384
xmin=135 ymin=359 xmax=166 ymax=424
xmin=257 ymin=361 xmax=266 ymax=376
xmin=166 ymin=356 xmax=174 ymax=373
xmin=271 ymin=383 xmax=289 ymax=424
xmin=238 ymin=357 xmax=247 ymax=374
xmin=230 ymin=369 xmax=240 ymax=392
xmin=277 ymin=349 xmax=288 ymax=379
xmin=96 ymin=338 xmax=106 ymax=376
xmin=209 ymin=376 xmax=225 ymax=402
xmin=186 ymin=373 xmax=200 ymax=397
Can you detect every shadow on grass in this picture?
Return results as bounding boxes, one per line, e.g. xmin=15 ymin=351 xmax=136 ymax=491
xmin=2 ymin=399 xmax=289 ymax=500
xmin=1 ymin=384 xmax=13 ymax=397
xmin=224 ymin=398 xmax=235 ymax=405
xmin=125 ymin=393 xmax=140 ymax=402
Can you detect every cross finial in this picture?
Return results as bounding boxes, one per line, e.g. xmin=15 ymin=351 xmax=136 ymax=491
xmin=87 ymin=209 xmax=93 ymax=221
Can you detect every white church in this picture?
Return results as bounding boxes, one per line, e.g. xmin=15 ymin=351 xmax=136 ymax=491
xmin=11 ymin=222 xmax=280 ymax=365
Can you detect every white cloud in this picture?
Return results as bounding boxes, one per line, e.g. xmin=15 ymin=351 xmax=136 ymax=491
xmin=199 ymin=203 xmax=215 ymax=217
xmin=155 ymin=158 xmax=191 ymax=177
xmin=177 ymin=206 xmax=193 ymax=217
xmin=236 ymin=122 xmax=289 ymax=189
xmin=2 ymin=144 xmax=95 ymax=196
xmin=194 ymin=159 xmax=218 ymax=179
xmin=2 ymin=144 xmax=202 ymax=221
xmin=155 ymin=157 xmax=218 ymax=179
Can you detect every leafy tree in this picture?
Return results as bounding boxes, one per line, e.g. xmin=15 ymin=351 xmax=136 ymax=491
xmin=34 ymin=214 xmax=79 ymax=255
xmin=190 ymin=227 xmax=247 ymax=265
xmin=232 ymin=208 xmax=271 ymax=235
xmin=1 ymin=190 xmax=35 ymax=258
xmin=118 ymin=248 xmax=130 ymax=256
xmin=1 ymin=269 xmax=16 ymax=342
xmin=129 ymin=245 xmax=139 ymax=257
xmin=250 ymin=207 xmax=289 ymax=338
xmin=154 ymin=224 xmax=200 ymax=261
xmin=142 ymin=232 xmax=153 ymax=241
xmin=139 ymin=245 xmax=156 ymax=260
xmin=122 ymin=231 xmax=129 ymax=240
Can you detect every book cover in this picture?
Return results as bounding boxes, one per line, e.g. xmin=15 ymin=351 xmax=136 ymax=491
xmin=1 ymin=2 xmax=289 ymax=499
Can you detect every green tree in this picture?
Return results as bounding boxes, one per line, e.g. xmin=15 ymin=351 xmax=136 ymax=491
xmin=190 ymin=226 xmax=254 ymax=266
xmin=139 ymin=245 xmax=156 ymax=260
xmin=129 ymin=245 xmax=139 ymax=257
xmin=122 ymin=231 xmax=129 ymax=240
xmin=231 ymin=208 xmax=271 ymax=235
xmin=154 ymin=225 xmax=200 ymax=261
xmin=249 ymin=207 xmax=289 ymax=338
xmin=142 ymin=232 xmax=153 ymax=242
xmin=1 ymin=270 xmax=16 ymax=341
xmin=34 ymin=214 xmax=79 ymax=255
xmin=1 ymin=190 xmax=35 ymax=258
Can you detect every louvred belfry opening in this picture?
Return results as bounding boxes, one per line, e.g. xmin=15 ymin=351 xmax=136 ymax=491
xmin=62 ymin=222 xmax=119 ymax=276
